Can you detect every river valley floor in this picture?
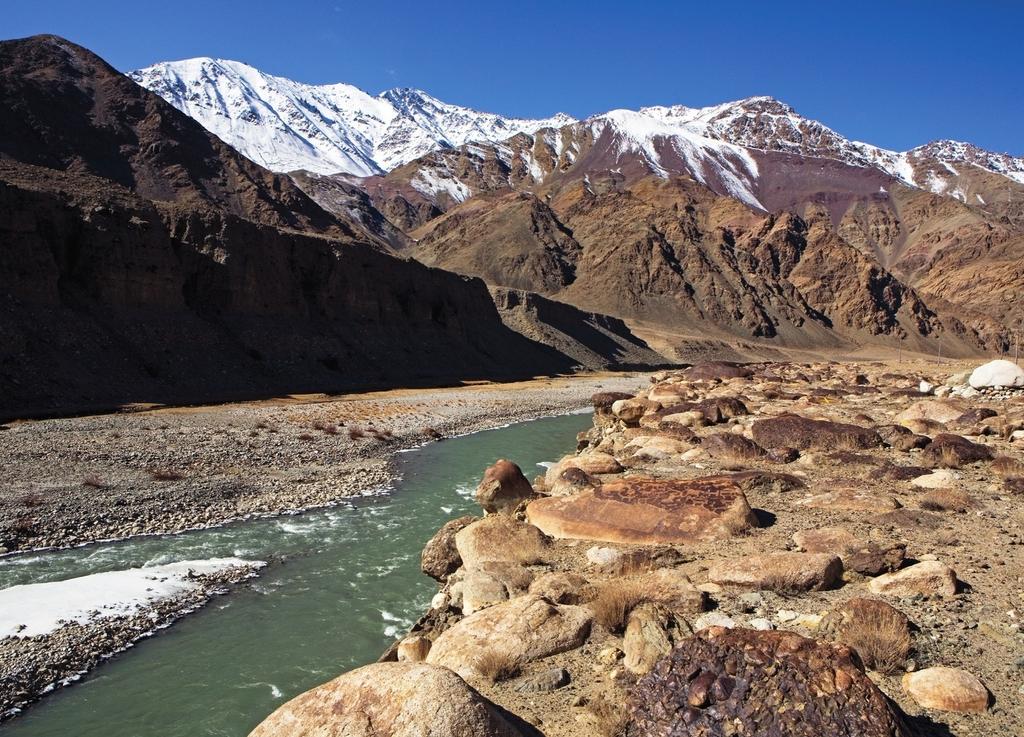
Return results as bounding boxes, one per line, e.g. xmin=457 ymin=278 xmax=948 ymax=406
xmin=0 ymin=373 xmax=645 ymax=554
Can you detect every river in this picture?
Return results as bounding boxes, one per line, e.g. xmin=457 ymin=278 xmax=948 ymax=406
xmin=0 ymin=411 xmax=592 ymax=737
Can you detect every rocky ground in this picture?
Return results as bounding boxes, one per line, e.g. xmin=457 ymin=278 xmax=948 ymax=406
xmin=251 ymin=358 xmax=1024 ymax=737
xmin=1 ymin=562 xmax=261 ymax=719
xmin=0 ymin=374 xmax=643 ymax=553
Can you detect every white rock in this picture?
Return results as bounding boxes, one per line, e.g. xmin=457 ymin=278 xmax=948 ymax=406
xmin=911 ymin=470 xmax=958 ymax=489
xmin=747 ymin=617 xmax=774 ymax=630
xmin=935 ymin=386 xmax=952 ymax=397
xmin=1010 ymin=430 xmax=1024 ymax=443
xmin=585 ymin=546 xmax=621 ymax=567
xmin=693 ymin=612 xmax=736 ymax=630
xmin=919 ymin=380 xmax=935 ymax=394
xmin=968 ymin=360 xmax=1024 ymax=389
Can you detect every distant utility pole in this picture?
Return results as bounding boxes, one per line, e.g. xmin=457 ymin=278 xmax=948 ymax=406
xmin=937 ymin=336 xmax=942 ymax=363
xmin=897 ymin=335 xmax=902 ymax=364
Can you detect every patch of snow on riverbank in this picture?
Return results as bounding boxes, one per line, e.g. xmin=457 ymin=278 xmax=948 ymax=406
xmin=0 ymin=558 xmax=263 ymax=639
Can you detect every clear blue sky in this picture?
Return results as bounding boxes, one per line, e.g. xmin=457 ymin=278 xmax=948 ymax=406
xmin=6 ymin=0 xmax=1022 ymax=154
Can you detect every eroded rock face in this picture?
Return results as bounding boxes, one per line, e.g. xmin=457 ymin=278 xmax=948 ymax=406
xmin=421 ymin=515 xmax=476 ymax=581
xmin=426 ymin=595 xmax=592 ymax=680
xmin=628 ymin=627 xmax=914 ymax=737
xmin=475 ymin=459 xmax=536 ymax=514
xmin=683 ymin=362 xmax=753 ymax=381
xmin=526 ymin=476 xmax=758 ymax=545
xmin=751 ymin=414 xmax=882 ymax=450
xmin=248 ymin=662 xmax=527 ymax=737
xmin=701 ymin=433 xmax=766 ymax=461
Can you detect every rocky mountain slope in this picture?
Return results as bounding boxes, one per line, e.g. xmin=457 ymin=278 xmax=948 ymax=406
xmin=129 ymin=58 xmax=573 ymax=176
xmin=0 ymin=35 xmax=650 ymax=417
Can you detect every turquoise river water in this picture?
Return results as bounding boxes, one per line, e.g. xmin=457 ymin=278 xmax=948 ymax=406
xmin=0 ymin=411 xmax=593 ymax=737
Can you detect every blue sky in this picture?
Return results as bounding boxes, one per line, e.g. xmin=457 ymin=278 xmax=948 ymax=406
xmin=6 ymin=0 xmax=1022 ymax=154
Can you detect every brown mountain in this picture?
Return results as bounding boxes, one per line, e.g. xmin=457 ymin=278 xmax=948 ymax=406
xmin=0 ymin=36 xmax=660 ymax=416
xmin=336 ymin=112 xmax=1020 ymax=357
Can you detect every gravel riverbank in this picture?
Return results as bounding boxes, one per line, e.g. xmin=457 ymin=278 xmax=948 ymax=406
xmin=0 ymin=374 xmax=646 ymax=553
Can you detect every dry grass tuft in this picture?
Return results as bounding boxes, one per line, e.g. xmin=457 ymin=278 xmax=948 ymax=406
xmin=587 ymin=696 xmax=629 ymax=737
xmin=312 ymin=420 xmax=339 ymax=435
xmin=470 ymin=648 xmax=520 ymax=684
xmin=992 ymin=455 xmax=1024 ymax=479
xmin=19 ymin=491 xmax=45 ymax=508
xmin=588 ymin=579 xmax=648 ymax=633
xmin=149 ymin=468 xmax=185 ymax=481
xmin=836 ymin=605 xmax=911 ymax=675
xmin=82 ymin=474 xmax=107 ymax=489
xmin=348 ymin=426 xmax=368 ymax=440
xmin=920 ymin=488 xmax=974 ymax=513
xmin=297 ymin=432 xmax=315 ymax=442
xmin=935 ymin=445 xmax=964 ymax=469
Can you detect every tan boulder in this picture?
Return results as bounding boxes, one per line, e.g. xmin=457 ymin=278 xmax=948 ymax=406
xmin=474 ymin=459 xmax=535 ymax=514
xmin=454 ymin=516 xmax=547 ymax=570
xmin=426 ymin=595 xmax=592 ymax=680
xmin=902 ymin=667 xmax=989 ymax=713
xmin=526 ymin=475 xmax=758 ymax=545
xmin=708 ymin=552 xmax=842 ymax=592
xmin=547 ymin=466 xmax=601 ymax=497
xmin=868 ymin=561 xmax=958 ymax=597
xmin=527 ymin=571 xmax=589 ymax=604
xmin=895 ymin=399 xmax=967 ymax=426
xmin=623 ymin=603 xmax=674 ymax=675
xmin=625 ymin=435 xmax=691 ymax=459
xmin=612 ymin=398 xmax=653 ymax=426
xmin=573 ymin=451 xmax=623 ymax=475
xmin=396 ymin=635 xmax=432 ymax=663
xmin=248 ymin=662 xmax=525 ymax=737
xmin=910 ymin=469 xmax=958 ymax=489
xmin=793 ymin=527 xmax=904 ymax=576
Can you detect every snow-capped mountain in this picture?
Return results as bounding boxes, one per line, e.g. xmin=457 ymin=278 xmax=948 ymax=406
xmin=129 ymin=58 xmax=574 ymax=176
xmin=379 ymin=95 xmax=1024 ymax=216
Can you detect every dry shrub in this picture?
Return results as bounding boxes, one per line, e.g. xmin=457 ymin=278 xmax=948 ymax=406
xmin=1005 ymin=477 xmax=1024 ymax=495
xmin=149 ymin=468 xmax=185 ymax=481
xmin=920 ymin=488 xmax=974 ymax=513
xmin=833 ymin=603 xmax=911 ymax=675
xmin=297 ymin=432 xmax=315 ymax=442
xmin=587 ymin=696 xmax=629 ymax=737
xmin=10 ymin=515 xmax=36 ymax=535
xmin=348 ymin=426 xmax=368 ymax=440
xmin=470 ymin=648 xmax=520 ymax=684
xmin=935 ymin=444 xmax=964 ymax=469
xmin=19 ymin=491 xmax=45 ymax=508
xmin=312 ymin=420 xmax=339 ymax=435
xmin=371 ymin=428 xmax=395 ymax=441
xmin=992 ymin=455 xmax=1024 ymax=479
xmin=255 ymin=421 xmax=269 ymax=430
xmin=82 ymin=474 xmax=106 ymax=489
xmin=588 ymin=579 xmax=648 ymax=633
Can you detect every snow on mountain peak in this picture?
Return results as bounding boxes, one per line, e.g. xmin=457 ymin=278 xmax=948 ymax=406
xmin=130 ymin=58 xmax=575 ymax=176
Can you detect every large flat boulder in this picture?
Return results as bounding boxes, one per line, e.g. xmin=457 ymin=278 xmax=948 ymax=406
xmin=751 ymin=414 xmax=882 ymax=450
xmin=526 ymin=475 xmax=758 ymax=545
xmin=248 ymin=662 xmax=528 ymax=737
xmin=868 ymin=561 xmax=958 ymax=598
xmin=628 ymin=627 xmax=914 ymax=737
xmin=707 ymin=552 xmax=842 ymax=592
xmin=426 ymin=595 xmax=592 ymax=680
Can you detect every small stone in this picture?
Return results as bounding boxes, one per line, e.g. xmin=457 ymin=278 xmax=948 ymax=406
xmin=747 ymin=617 xmax=774 ymax=630
xmin=693 ymin=612 xmax=737 ymax=630
xmin=397 ymin=635 xmax=432 ymax=663
xmin=513 ymin=667 xmax=570 ymax=693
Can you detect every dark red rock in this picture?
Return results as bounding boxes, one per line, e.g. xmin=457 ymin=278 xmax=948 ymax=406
xmin=751 ymin=414 xmax=882 ymax=451
xmin=921 ymin=434 xmax=994 ymax=467
xmin=421 ymin=515 xmax=477 ymax=581
xmin=683 ymin=362 xmax=753 ymax=381
xmin=628 ymin=628 xmax=914 ymax=737
xmin=701 ymin=433 xmax=766 ymax=461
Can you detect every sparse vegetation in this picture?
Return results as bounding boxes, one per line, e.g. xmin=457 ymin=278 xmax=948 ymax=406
xmin=297 ymin=432 xmax=315 ymax=442
xmin=920 ymin=488 xmax=974 ymax=512
xmin=19 ymin=491 xmax=45 ymax=508
xmin=470 ymin=648 xmax=520 ymax=684
xmin=992 ymin=455 xmax=1024 ymax=479
xmin=348 ymin=426 xmax=368 ymax=440
xmin=81 ymin=474 xmax=106 ymax=489
xmin=149 ymin=468 xmax=185 ymax=481
xmin=312 ymin=420 xmax=339 ymax=435
xmin=586 ymin=696 xmax=629 ymax=737
xmin=834 ymin=604 xmax=912 ymax=675
xmin=588 ymin=578 xmax=648 ymax=633
xmin=935 ymin=444 xmax=964 ymax=469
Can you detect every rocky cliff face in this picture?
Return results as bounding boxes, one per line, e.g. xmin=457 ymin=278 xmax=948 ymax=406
xmin=0 ymin=36 xmax=597 ymax=416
